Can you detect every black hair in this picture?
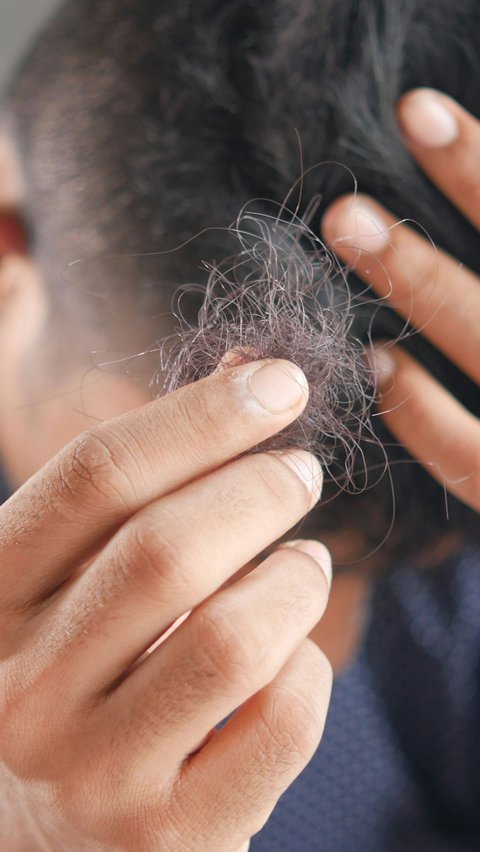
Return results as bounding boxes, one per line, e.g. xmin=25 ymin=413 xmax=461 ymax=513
xmin=2 ymin=0 xmax=479 ymax=568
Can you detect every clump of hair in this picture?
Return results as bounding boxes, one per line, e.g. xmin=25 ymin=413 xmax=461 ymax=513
xmin=155 ymin=205 xmax=377 ymax=492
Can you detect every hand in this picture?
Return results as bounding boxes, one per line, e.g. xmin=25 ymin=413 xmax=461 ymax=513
xmin=0 ymin=359 xmax=332 ymax=850
xmin=322 ymin=88 xmax=480 ymax=513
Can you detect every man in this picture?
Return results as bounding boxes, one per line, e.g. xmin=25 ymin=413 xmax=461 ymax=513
xmin=0 ymin=1 xmax=478 ymax=848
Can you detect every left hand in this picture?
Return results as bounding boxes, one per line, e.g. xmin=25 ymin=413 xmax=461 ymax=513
xmin=321 ymin=88 xmax=480 ymax=513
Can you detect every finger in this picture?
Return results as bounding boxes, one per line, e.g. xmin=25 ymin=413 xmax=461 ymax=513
xmin=38 ymin=450 xmax=323 ymax=694
xmin=0 ymin=358 xmax=308 ymax=613
xmin=321 ymin=194 xmax=480 ymax=384
xmin=173 ymin=638 xmax=332 ymax=850
xmin=104 ymin=541 xmax=331 ymax=767
xmin=397 ymin=88 xmax=480 ymax=229
xmin=369 ymin=346 xmax=480 ymax=511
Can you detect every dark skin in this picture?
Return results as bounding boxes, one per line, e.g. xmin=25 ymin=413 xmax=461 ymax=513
xmin=0 ymin=89 xmax=477 ymax=849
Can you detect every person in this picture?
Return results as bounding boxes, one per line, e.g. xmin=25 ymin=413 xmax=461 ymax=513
xmin=0 ymin=0 xmax=478 ymax=848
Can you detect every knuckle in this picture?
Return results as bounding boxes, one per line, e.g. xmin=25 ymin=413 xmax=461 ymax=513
xmin=123 ymin=510 xmax=188 ymax=600
xmin=51 ymin=769 xmax=92 ymax=827
xmin=257 ymin=644 xmax=332 ymax=773
xmin=257 ymin=698 xmax=317 ymax=773
xmin=52 ymin=760 xmax=118 ymax=844
xmin=52 ymin=744 xmax=145 ymax=846
xmin=58 ymin=428 xmax=138 ymax=514
xmin=192 ymin=604 xmax=260 ymax=693
xmin=62 ymin=760 xmax=185 ymax=851
xmin=0 ymin=664 xmax=59 ymax=778
xmin=257 ymin=689 xmax=327 ymax=776
xmin=140 ymin=783 xmax=205 ymax=852
xmin=168 ymin=763 xmax=251 ymax=852
xmin=259 ymin=720 xmax=307 ymax=773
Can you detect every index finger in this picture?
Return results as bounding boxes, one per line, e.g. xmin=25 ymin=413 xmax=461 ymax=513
xmin=321 ymin=195 xmax=480 ymax=384
xmin=0 ymin=358 xmax=308 ymax=612
xmin=397 ymin=89 xmax=480 ymax=230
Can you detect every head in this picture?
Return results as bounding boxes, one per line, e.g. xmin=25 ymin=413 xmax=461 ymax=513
xmin=0 ymin=0 xmax=478 ymax=569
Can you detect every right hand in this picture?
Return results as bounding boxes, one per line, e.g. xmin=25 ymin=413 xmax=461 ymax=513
xmin=0 ymin=358 xmax=332 ymax=851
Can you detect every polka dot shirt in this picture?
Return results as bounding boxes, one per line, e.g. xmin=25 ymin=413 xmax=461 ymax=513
xmin=251 ymin=547 xmax=480 ymax=851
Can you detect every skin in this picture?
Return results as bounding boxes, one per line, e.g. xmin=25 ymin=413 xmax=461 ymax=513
xmin=0 ymin=88 xmax=477 ymax=849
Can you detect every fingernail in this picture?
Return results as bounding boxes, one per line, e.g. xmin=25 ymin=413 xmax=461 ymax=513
xmin=247 ymin=360 xmax=309 ymax=414
xmin=283 ymin=539 xmax=332 ymax=588
xmin=213 ymin=347 xmax=257 ymax=373
xmin=399 ymin=90 xmax=459 ymax=148
xmin=270 ymin=449 xmax=323 ymax=507
xmin=322 ymin=199 xmax=390 ymax=255
xmin=365 ymin=345 xmax=396 ymax=390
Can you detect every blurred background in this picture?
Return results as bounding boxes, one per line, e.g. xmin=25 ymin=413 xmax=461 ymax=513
xmin=0 ymin=0 xmax=61 ymax=95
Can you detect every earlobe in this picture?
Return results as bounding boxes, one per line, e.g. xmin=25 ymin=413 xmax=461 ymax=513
xmin=0 ymin=210 xmax=28 ymax=257
xmin=0 ymin=253 xmax=47 ymax=353
xmin=0 ymin=253 xmax=29 ymax=301
xmin=0 ymin=136 xmax=46 ymax=357
xmin=0 ymin=130 xmax=28 ymax=259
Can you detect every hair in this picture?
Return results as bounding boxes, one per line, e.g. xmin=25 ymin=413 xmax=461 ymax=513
xmin=157 ymin=206 xmax=377 ymax=481
xmin=2 ymin=0 xmax=479 ymax=569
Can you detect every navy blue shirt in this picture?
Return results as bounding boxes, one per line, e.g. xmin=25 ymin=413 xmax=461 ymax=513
xmin=252 ymin=547 xmax=480 ymax=850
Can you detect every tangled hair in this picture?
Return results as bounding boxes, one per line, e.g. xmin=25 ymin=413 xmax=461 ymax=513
xmin=3 ymin=0 xmax=480 ymax=566
xmin=158 ymin=206 xmax=376 ymax=492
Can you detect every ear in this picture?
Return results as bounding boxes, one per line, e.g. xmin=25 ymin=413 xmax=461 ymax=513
xmin=0 ymin=131 xmax=23 ymax=204
xmin=0 ymin=131 xmax=46 ymax=361
xmin=0 ymin=210 xmax=27 ymax=256
xmin=0 ymin=128 xmax=29 ymax=266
